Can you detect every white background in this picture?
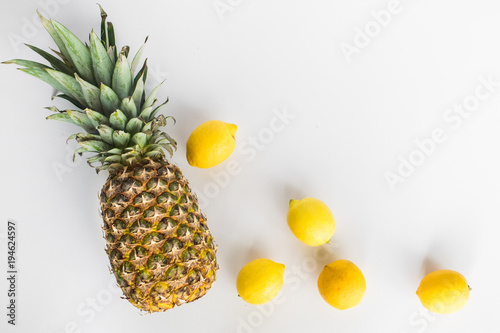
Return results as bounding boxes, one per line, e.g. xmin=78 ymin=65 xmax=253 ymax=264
xmin=1 ymin=1 xmax=500 ymax=332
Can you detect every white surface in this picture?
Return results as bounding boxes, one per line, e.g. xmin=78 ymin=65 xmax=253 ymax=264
xmin=1 ymin=1 xmax=500 ymax=332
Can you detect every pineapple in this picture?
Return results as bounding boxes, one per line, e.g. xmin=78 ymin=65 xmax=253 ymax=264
xmin=4 ymin=7 xmax=217 ymax=312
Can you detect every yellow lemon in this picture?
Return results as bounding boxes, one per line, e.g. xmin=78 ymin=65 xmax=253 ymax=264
xmin=236 ymin=258 xmax=285 ymax=305
xmin=317 ymin=260 xmax=366 ymax=310
xmin=287 ymin=198 xmax=336 ymax=246
xmin=416 ymin=269 xmax=470 ymax=314
xmin=186 ymin=120 xmax=237 ymax=168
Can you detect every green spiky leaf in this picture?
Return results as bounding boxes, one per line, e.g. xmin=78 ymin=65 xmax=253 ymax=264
xmin=46 ymin=112 xmax=74 ymax=124
xmin=112 ymin=130 xmax=131 ymax=148
xmin=78 ymin=140 xmax=112 ymax=152
xmin=66 ymin=110 xmax=96 ymax=133
xmin=75 ymin=74 xmax=102 ymax=112
xmin=51 ymin=20 xmax=94 ymax=84
xmin=125 ymin=117 xmax=144 ymax=134
xmin=53 ymin=94 xmax=85 ymax=109
xmin=143 ymin=81 xmax=164 ymax=110
xmin=131 ymin=132 xmax=148 ymax=148
xmin=85 ymin=109 xmax=108 ymax=128
xmin=96 ymin=124 xmax=115 ymax=145
xmin=3 ymin=59 xmax=49 ymax=70
xmin=131 ymin=37 xmax=148 ymax=75
xmin=75 ymin=133 xmax=102 ymax=142
xmin=37 ymin=11 xmax=73 ymax=66
xmin=46 ymin=68 xmax=85 ymax=105
xmin=89 ymin=31 xmax=113 ymax=87
xmin=100 ymin=83 xmax=120 ymax=115
xmin=112 ymin=53 xmax=132 ymax=100
xmin=120 ymin=97 xmax=137 ymax=118
xmin=107 ymin=22 xmax=117 ymax=60
xmin=24 ymin=44 xmax=74 ymax=76
xmin=109 ymin=109 xmax=127 ymax=130
xmin=138 ymin=106 xmax=154 ymax=121
xmin=132 ymin=73 xmax=144 ymax=111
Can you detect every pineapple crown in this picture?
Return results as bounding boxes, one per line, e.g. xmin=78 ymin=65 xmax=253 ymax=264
xmin=3 ymin=5 xmax=176 ymax=174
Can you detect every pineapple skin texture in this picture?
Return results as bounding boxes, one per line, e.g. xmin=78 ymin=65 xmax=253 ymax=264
xmin=100 ymin=158 xmax=218 ymax=312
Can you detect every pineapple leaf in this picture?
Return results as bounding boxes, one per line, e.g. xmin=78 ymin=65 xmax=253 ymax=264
xmin=3 ymin=59 xmax=49 ymax=70
xmin=75 ymin=133 xmax=102 ymax=142
xmin=125 ymin=117 xmax=144 ymax=134
xmin=73 ymin=147 xmax=88 ymax=161
xmin=98 ymin=4 xmax=108 ymax=48
xmin=37 ymin=11 xmax=73 ymax=66
xmin=45 ymin=106 xmax=61 ymax=113
xmin=66 ymin=133 xmax=77 ymax=142
xmin=112 ymin=53 xmax=132 ymax=100
xmin=46 ymin=112 xmax=75 ymax=124
xmin=109 ymin=109 xmax=127 ymax=130
xmin=87 ymin=155 xmax=106 ymax=165
xmin=131 ymin=37 xmax=148 ymax=75
xmin=104 ymin=155 xmax=122 ymax=163
xmin=158 ymin=133 xmax=177 ymax=148
xmin=75 ymin=74 xmax=102 ymax=112
xmin=96 ymin=124 xmax=114 ymax=145
xmin=46 ymin=68 xmax=85 ymax=105
xmin=131 ymin=132 xmax=148 ymax=148
xmin=132 ymin=72 xmax=145 ymax=111
xmin=107 ymin=22 xmax=117 ymax=60
xmin=51 ymin=20 xmax=95 ymax=84
xmin=78 ymin=140 xmax=112 ymax=152
xmin=138 ymin=106 xmax=154 ymax=120
xmin=144 ymin=150 xmax=165 ymax=159
xmin=100 ymin=83 xmax=120 ymax=116
xmin=120 ymin=97 xmax=137 ymax=118
xmin=141 ymin=120 xmax=153 ymax=134
xmin=133 ymin=59 xmax=148 ymax=90
xmin=143 ymin=81 xmax=164 ymax=110
xmin=16 ymin=67 xmax=81 ymax=105
xmin=66 ymin=110 xmax=96 ymax=133
xmin=120 ymin=46 xmax=130 ymax=58
xmin=160 ymin=143 xmax=174 ymax=157
xmin=107 ymin=46 xmax=116 ymax=66
xmin=85 ymin=109 xmax=108 ymax=128
xmin=24 ymin=44 xmax=74 ymax=76
xmin=149 ymin=98 xmax=169 ymax=120
xmin=89 ymin=31 xmax=113 ymax=87
xmin=112 ymin=130 xmax=131 ymax=148
xmin=53 ymin=94 xmax=86 ymax=109
xmin=105 ymin=148 xmax=123 ymax=155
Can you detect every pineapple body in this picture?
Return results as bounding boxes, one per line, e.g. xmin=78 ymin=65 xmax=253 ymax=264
xmin=5 ymin=7 xmax=219 ymax=312
xmin=101 ymin=158 xmax=217 ymax=312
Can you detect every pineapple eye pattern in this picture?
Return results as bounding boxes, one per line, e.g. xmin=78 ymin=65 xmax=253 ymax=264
xmin=129 ymin=246 xmax=148 ymax=260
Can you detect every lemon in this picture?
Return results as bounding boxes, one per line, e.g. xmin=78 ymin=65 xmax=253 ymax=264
xmin=186 ymin=120 xmax=237 ymax=168
xmin=317 ymin=260 xmax=366 ymax=310
xmin=416 ymin=269 xmax=470 ymax=314
xmin=287 ymin=198 xmax=336 ymax=246
xmin=236 ymin=258 xmax=285 ymax=305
